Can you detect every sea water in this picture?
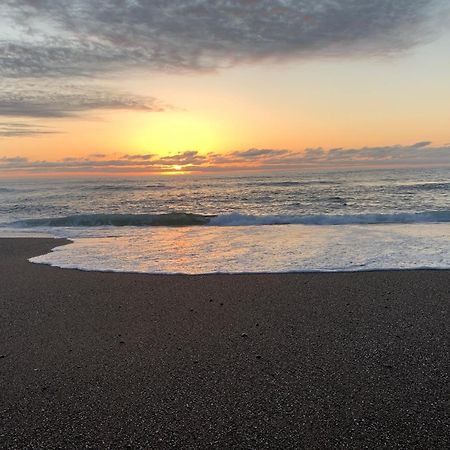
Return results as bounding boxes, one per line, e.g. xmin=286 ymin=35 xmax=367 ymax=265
xmin=0 ymin=168 xmax=449 ymax=274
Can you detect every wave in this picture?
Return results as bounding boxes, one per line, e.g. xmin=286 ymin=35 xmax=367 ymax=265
xmin=210 ymin=211 xmax=450 ymax=226
xmin=398 ymin=182 xmax=450 ymax=191
xmin=6 ymin=210 xmax=450 ymax=228
xmin=10 ymin=213 xmax=214 ymax=227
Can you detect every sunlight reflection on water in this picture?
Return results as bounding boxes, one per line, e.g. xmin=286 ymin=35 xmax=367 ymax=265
xmin=30 ymin=224 xmax=450 ymax=274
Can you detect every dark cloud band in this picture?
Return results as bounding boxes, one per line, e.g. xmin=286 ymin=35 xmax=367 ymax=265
xmin=1 ymin=1 xmax=446 ymax=78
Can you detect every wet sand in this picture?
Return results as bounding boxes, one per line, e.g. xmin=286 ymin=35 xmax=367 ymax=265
xmin=0 ymin=238 xmax=449 ymax=449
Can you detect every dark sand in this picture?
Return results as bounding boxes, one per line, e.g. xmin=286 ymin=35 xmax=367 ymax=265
xmin=0 ymin=238 xmax=449 ymax=449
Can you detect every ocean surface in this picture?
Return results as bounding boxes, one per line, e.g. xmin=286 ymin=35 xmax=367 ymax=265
xmin=1 ymin=168 xmax=449 ymax=274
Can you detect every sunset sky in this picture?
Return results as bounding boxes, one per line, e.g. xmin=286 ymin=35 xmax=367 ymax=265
xmin=1 ymin=0 xmax=450 ymax=176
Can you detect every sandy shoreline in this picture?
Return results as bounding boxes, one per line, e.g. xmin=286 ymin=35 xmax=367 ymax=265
xmin=1 ymin=238 xmax=449 ymax=448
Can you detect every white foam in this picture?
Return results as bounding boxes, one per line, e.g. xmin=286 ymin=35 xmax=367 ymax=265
xmin=209 ymin=211 xmax=450 ymax=226
xmin=29 ymin=223 xmax=450 ymax=274
xmin=7 ymin=210 xmax=450 ymax=230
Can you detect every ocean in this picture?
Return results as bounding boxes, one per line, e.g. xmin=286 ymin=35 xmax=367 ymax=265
xmin=1 ymin=167 xmax=449 ymax=274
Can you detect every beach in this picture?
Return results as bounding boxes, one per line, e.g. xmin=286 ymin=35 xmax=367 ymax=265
xmin=1 ymin=238 xmax=449 ymax=449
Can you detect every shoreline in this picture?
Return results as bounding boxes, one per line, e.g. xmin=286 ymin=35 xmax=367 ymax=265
xmin=1 ymin=238 xmax=449 ymax=448
xmin=13 ymin=236 xmax=450 ymax=276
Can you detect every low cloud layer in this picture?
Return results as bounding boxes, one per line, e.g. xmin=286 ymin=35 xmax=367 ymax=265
xmin=2 ymin=1 xmax=447 ymax=78
xmin=1 ymin=142 xmax=449 ymax=175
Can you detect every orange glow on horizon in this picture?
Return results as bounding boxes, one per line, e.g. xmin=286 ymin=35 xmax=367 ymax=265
xmin=2 ymin=32 xmax=450 ymax=171
xmin=161 ymin=171 xmax=188 ymax=176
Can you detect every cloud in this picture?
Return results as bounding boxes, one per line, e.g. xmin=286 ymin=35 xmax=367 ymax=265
xmin=1 ymin=143 xmax=449 ymax=175
xmin=0 ymin=1 xmax=447 ymax=130
xmin=0 ymin=150 xmax=209 ymax=173
xmin=1 ymin=1 xmax=447 ymax=79
xmin=121 ymin=151 xmax=206 ymax=164
xmin=232 ymin=149 xmax=291 ymax=159
xmin=0 ymin=81 xmax=167 ymax=118
xmin=0 ymin=122 xmax=59 ymax=137
xmin=411 ymin=141 xmax=433 ymax=148
xmin=0 ymin=156 xmax=29 ymax=164
xmin=122 ymin=154 xmax=155 ymax=161
xmin=321 ymin=142 xmax=438 ymax=162
xmin=157 ymin=151 xmax=207 ymax=165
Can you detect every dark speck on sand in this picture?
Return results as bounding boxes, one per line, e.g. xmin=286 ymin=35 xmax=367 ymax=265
xmin=0 ymin=238 xmax=449 ymax=449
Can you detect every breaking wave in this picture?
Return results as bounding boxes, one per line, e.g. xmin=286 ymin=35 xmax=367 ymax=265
xmin=10 ymin=213 xmax=213 ymax=227
xmin=7 ymin=210 xmax=450 ymax=228
xmin=210 ymin=211 xmax=450 ymax=226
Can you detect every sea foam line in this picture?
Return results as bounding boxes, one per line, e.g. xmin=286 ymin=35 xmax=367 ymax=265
xmin=5 ymin=210 xmax=450 ymax=228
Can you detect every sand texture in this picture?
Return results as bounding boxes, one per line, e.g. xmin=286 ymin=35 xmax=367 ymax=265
xmin=0 ymin=238 xmax=449 ymax=449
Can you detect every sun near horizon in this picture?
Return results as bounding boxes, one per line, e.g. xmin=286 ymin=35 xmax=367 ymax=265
xmin=1 ymin=1 xmax=450 ymax=176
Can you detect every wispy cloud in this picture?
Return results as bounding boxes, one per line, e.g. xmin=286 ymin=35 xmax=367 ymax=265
xmin=122 ymin=154 xmax=155 ymax=161
xmin=1 ymin=143 xmax=449 ymax=175
xmin=232 ymin=149 xmax=292 ymax=159
xmin=1 ymin=1 xmax=446 ymax=78
xmin=0 ymin=122 xmax=59 ymax=137
xmin=0 ymin=0 xmax=447 ymax=130
xmin=0 ymin=156 xmax=29 ymax=165
xmin=0 ymin=81 xmax=167 ymax=118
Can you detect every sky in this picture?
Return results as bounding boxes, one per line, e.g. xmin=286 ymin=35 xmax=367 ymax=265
xmin=0 ymin=0 xmax=450 ymax=176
